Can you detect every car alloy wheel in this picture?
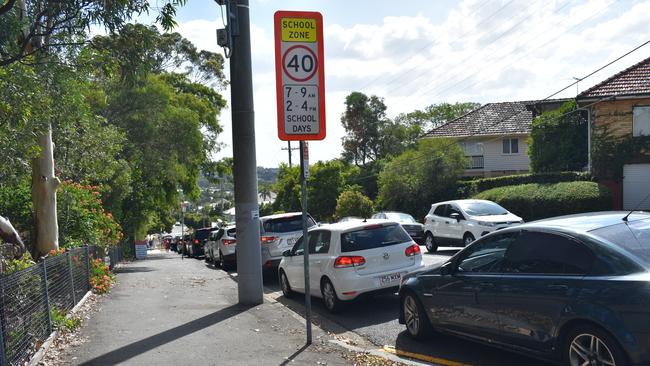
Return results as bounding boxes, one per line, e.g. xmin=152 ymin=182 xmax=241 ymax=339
xmin=280 ymin=271 xmax=293 ymax=298
xmin=463 ymin=233 xmax=475 ymax=246
xmin=403 ymin=295 xmax=420 ymax=336
xmin=569 ymin=333 xmax=617 ymax=366
xmin=424 ymin=233 xmax=438 ymax=253
xmin=321 ymin=279 xmax=340 ymax=313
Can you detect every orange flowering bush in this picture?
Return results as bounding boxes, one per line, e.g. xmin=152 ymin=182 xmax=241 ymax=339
xmin=89 ymin=258 xmax=114 ymax=294
xmin=58 ymin=181 xmax=123 ymax=248
xmin=48 ymin=248 xmax=66 ymax=257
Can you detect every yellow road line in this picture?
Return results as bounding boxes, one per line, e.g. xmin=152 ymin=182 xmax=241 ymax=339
xmin=382 ymin=345 xmax=473 ymax=366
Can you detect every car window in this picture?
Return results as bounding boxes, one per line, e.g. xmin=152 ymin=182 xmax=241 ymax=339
xmin=501 ymin=231 xmax=594 ymax=275
xmin=433 ymin=205 xmax=447 ymax=217
xmin=262 ymin=215 xmax=316 ymax=233
xmin=211 ymin=229 xmax=224 ymax=241
xmin=448 ymin=205 xmax=464 ymax=219
xmin=226 ymin=228 xmax=236 ymax=237
xmin=458 ymin=201 xmax=509 ymax=216
xmin=591 ymin=219 xmax=650 ymax=264
xmin=292 ymin=236 xmax=304 ymax=255
xmin=309 ymin=230 xmax=331 ymax=254
xmin=456 ymin=232 xmax=517 ymax=273
xmin=341 ymin=224 xmax=412 ymax=253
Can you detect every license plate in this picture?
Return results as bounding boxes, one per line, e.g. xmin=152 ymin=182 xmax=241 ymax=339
xmin=379 ymin=272 xmax=401 ymax=285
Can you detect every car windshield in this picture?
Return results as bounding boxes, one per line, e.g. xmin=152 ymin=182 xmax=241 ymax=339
xmin=458 ymin=201 xmax=508 ymax=216
xmin=263 ymin=215 xmax=316 ymax=233
xmin=591 ymin=218 xmax=650 ymax=264
xmin=384 ymin=213 xmax=416 ymax=223
xmin=341 ymin=224 xmax=412 ymax=252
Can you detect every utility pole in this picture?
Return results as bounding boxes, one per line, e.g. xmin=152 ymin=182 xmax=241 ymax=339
xmin=217 ymin=0 xmax=263 ymax=305
xmin=281 ymin=141 xmax=299 ymax=167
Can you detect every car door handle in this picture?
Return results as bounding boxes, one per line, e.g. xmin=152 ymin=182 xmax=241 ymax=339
xmin=547 ymin=284 xmax=569 ymax=291
xmin=445 ymin=221 xmax=450 ymax=224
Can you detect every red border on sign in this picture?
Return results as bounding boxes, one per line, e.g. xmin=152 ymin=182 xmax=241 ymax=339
xmin=274 ymin=10 xmax=326 ymax=141
xmin=282 ymin=45 xmax=318 ymax=82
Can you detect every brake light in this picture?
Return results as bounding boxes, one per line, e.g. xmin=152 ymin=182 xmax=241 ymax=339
xmin=405 ymin=244 xmax=421 ymax=257
xmin=334 ymin=256 xmax=366 ymax=268
xmin=261 ymin=236 xmax=278 ymax=245
xmin=194 ymin=239 xmax=199 ymax=245
xmin=223 ymin=239 xmax=236 ymax=245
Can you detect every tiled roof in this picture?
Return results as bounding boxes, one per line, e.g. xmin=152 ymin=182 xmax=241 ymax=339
xmin=578 ymin=56 xmax=650 ymax=99
xmin=423 ymin=101 xmax=533 ymax=138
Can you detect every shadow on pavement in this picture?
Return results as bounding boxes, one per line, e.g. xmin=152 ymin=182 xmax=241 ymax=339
xmin=79 ymin=304 xmax=253 ymax=366
xmin=278 ymin=344 xmax=310 ymax=366
xmin=394 ymin=330 xmax=553 ymax=366
xmin=113 ymin=266 xmax=155 ymax=274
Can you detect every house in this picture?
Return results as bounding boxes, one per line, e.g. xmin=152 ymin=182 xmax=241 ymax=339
xmin=577 ymin=56 xmax=650 ymax=210
xmin=423 ymin=100 xmax=568 ymax=177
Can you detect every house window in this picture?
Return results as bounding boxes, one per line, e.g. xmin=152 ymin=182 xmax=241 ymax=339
xmin=459 ymin=141 xmax=484 ymax=155
xmin=502 ymin=138 xmax=519 ymax=154
xmin=633 ymin=106 xmax=650 ymax=137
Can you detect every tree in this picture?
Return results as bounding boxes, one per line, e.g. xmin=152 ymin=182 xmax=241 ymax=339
xmin=272 ymin=164 xmax=301 ymax=213
xmin=340 ymin=92 xmax=389 ymax=165
xmin=395 ymin=102 xmax=481 ymax=132
xmin=377 ymin=138 xmax=466 ymax=219
xmin=307 ymin=160 xmax=359 ymax=222
xmin=335 ymin=190 xmax=373 ymax=220
xmin=528 ymin=101 xmax=587 ymax=172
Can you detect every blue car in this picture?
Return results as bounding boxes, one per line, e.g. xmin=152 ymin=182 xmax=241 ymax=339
xmin=399 ymin=211 xmax=650 ymax=366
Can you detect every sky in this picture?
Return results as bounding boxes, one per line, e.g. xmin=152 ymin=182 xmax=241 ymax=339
xmin=157 ymin=0 xmax=650 ymax=167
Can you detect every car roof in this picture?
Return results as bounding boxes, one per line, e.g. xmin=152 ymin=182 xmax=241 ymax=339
xmin=520 ymin=211 xmax=650 ymax=233
xmin=260 ymin=212 xmax=303 ymax=221
xmin=313 ymin=219 xmax=400 ymax=233
xmin=431 ymin=199 xmax=493 ymax=206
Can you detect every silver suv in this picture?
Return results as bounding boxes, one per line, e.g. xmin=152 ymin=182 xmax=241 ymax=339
xmin=260 ymin=212 xmax=316 ymax=269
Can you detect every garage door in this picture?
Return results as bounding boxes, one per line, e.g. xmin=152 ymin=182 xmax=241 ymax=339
xmin=623 ymin=164 xmax=650 ymax=210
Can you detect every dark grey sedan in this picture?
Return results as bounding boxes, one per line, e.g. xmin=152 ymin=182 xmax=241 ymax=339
xmin=399 ymin=212 xmax=650 ymax=366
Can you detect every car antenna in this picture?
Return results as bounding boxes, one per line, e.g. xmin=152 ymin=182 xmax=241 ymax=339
xmin=622 ymin=193 xmax=650 ymax=222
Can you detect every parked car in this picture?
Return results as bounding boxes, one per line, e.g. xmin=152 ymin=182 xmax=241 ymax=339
xmin=162 ymin=235 xmax=173 ymax=251
xmin=279 ymin=219 xmax=423 ymax=312
xmin=172 ymin=235 xmax=183 ymax=253
xmin=372 ymin=212 xmax=424 ymax=245
xmin=260 ymin=212 xmax=316 ymax=269
xmin=423 ymin=199 xmax=523 ymax=252
xmin=187 ymin=227 xmax=216 ymax=258
xmin=204 ymin=228 xmax=223 ymax=263
xmin=179 ymin=234 xmax=192 ymax=255
xmin=399 ymin=211 xmax=650 ymax=366
xmin=206 ymin=225 xmax=237 ymax=270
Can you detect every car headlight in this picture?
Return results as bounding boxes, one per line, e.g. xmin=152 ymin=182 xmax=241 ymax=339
xmin=478 ymin=221 xmax=495 ymax=227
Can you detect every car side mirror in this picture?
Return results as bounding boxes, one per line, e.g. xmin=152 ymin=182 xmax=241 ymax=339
xmin=282 ymin=249 xmax=292 ymax=257
xmin=449 ymin=213 xmax=461 ymax=222
xmin=440 ymin=262 xmax=453 ymax=276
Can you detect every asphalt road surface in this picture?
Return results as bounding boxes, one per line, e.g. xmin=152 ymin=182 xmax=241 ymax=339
xmin=261 ymin=246 xmax=555 ymax=366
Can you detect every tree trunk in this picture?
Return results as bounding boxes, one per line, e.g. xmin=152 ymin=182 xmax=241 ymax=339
xmin=32 ymin=124 xmax=60 ymax=258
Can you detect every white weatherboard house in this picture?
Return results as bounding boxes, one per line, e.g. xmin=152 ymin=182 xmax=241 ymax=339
xmin=423 ymin=100 xmax=568 ymax=177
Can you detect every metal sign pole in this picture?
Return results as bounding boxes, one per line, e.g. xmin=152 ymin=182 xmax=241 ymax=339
xmin=299 ymin=140 xmax=312 ymax=344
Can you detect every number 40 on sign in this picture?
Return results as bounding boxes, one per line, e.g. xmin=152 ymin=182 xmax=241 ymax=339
xmin=274 ymin=11 xmax=326 ymax=141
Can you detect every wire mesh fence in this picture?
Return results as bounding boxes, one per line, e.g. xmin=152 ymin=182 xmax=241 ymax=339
xmin=0 ymin=245 xmax=124 ymax=366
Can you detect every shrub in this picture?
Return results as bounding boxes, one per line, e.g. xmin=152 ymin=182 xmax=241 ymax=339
xmin=89 ymin=258 xmax=114 ymax=294
xmin=457 ymin=171 xmax=591 ymax=198
xmin=473 ymin=181 xmax=611 ymax=221
xmin=335 ymin=190 xmax=373 ymax=220
xmin=50 ymin=307 xmax=82 ymax=332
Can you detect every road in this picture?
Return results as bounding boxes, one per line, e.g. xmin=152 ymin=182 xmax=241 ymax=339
xmin=260 ymin=246 xmax=555 ymax=366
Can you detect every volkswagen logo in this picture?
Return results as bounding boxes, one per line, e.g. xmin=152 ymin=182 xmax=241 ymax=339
xmin=383 ymin=252 xmax=390 ymax=260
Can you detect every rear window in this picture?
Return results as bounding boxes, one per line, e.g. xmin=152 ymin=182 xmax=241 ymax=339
xmin=226 ymin=228 xmax=236 ymax=237
xmin=591 ymin=219 xmax=650 ymax=264
xmin=262 ymin=215 xmax=316 ymax=233
xmin=341 ymin=224 xmax=412 ymax=253
xmin=195 ymin=230 xmax=213 ymax=241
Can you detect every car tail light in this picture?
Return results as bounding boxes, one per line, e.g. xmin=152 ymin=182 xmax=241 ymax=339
xmin=223 ymin=239 xmax=236 ymax=246
xmin=261 ymin=236 xmax=278 ymax=245
xmin=194 ymin=239 xmax=199 ymax=245
xmin=334 ymin=256 xmax=366 ymax=268
xmin=405 ymin=244 xmax=421 ymax=257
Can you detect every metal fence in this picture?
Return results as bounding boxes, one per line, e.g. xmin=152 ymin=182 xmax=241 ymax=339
xmin=0 ymin=245 xmax=124 ymax=366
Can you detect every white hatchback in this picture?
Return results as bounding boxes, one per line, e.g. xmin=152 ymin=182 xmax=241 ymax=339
xmin=423 ymin=199 xmax=523 ymax=252
xmin=278 ymin=220 xmax=423 ymax=312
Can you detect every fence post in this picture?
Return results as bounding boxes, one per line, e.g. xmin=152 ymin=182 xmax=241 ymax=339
xmin=67 ymin=252 xmax=76 ymax=305
xmin=40 ymin=262 xmax=52 ymax=335
xmin=0 ymin=276 xmax=7 ymax=366
xmin=85 ymin=246 xmax=91 ymax=292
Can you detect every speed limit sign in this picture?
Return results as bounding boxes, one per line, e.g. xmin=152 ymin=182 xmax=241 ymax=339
xmin=274 ymin=11 xmax=326 ymax=141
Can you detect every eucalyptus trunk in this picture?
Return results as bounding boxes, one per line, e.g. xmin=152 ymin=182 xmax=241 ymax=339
xmin=31 ymin=125 xmax=60 ymax=257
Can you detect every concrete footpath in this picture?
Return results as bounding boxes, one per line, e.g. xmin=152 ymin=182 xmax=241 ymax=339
xmin=56 ymin=250 xmax=357 ymax=366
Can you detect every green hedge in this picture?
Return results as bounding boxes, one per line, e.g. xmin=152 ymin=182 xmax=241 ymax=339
xmin=473 ymin=181 xmax=611 ymax=221
xmin=457 ymin=171 xmax=591 ymax=198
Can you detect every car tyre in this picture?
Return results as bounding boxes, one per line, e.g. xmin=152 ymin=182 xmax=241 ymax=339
xmin=463 ymin=233 xmax=475 ymax=247
xmin=279 ymin=270 xmax=294 ymax=298
xmin=219 ymin=251 xmax=232 ymax=271
xmin=424 ymin=233 xmax=438 ymax=253
xmin=564 ymin=324 xmax=628 ymax=366
xmin=321 ymin=278 xmax=342 ymax=313
xmin=402 ymin=291 xmax=432 ymax=340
